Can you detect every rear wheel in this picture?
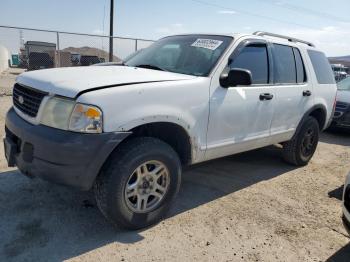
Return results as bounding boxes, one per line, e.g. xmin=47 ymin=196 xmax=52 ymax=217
xmin=282 ymin=116 xmax=319 ymax=166
xmin=94 ymin=137 xmax=181 ymax=230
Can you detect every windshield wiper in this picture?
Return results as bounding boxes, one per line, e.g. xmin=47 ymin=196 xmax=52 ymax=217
xmin=134 ymin=64 xmax=167 ymax=72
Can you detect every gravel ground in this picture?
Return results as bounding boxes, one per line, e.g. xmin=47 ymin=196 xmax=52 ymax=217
xmin=0 ymin=71 xmax=349 ymax=261
xmin=0 ymin=68 xmax=24 ymax=96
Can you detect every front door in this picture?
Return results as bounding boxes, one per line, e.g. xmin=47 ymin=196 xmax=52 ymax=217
xmin=206 ymin=40 xmax=276 ymax=160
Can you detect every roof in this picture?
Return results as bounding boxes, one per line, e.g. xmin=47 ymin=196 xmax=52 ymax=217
xmin=164 ymin=32 xmax=317 ymax=49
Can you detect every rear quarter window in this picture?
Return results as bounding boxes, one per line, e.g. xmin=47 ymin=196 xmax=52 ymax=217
xmin=307 ymin=50 xmax=335 ymax=84
xmin=293 ymin=48 xmax=306 ymax=83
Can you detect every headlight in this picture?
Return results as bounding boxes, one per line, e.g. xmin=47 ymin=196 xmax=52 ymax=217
xmin=69 ymin=103 xmax=103 ymax=133
xmin=40 ymin=97 xmax=75 ymax=130
xmin=40 ymin=97 xmax=103 ymax=133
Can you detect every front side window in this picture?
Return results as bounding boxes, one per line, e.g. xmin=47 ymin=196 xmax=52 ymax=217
xmin=229 ymin=44 xmax=269 ymax=84
xmin=125 ymin=35 xmax=232 ymax=76
xmin=273 ymin=44 xmax=296 ymax=84
xmin=307 ymin=50 xmax=336 ymax=84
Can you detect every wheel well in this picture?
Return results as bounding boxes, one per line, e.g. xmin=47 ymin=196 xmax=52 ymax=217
xmin=309 ymin=107 xmax=326 ymax=130
xmin=125 ymin=122 xmax=192 ymax=166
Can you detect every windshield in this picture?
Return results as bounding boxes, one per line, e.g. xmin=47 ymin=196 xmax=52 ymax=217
xmin=125 ymin=35 xmax=233 ymax=76
xmin=337 ymin=76 xmax=350 ymax=91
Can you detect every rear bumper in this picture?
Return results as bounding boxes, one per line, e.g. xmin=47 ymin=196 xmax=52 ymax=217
xmin=4 ymin=108 xmax=130 ymax=190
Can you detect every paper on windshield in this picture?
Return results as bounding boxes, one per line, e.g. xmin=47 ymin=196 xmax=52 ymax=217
xmin=191 ymin=39 xmax=223 ymax=50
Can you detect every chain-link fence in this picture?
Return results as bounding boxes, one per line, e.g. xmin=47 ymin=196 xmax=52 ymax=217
xmin=0 ymin=25 xmax=154 ymax=71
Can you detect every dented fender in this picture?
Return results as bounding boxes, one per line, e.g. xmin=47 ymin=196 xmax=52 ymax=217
xmin=76 ymin=78 xmax=211 ymax=163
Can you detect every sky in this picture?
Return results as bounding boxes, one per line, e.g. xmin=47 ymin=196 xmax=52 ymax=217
xmin=0 ymin=0 xmax=350 ymax=57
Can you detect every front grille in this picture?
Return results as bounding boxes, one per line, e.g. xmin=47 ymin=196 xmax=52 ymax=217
xmin=334 ymin=101 xmax=349 ymax=119
xmin=13 ymin=84 xmax=47 ymax=117
xmin=335 ymin=101 xmax=349 ymax=111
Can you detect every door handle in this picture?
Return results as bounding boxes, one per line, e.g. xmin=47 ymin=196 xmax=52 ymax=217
xmin=259 ymin=93 xmax=274 ymax=101
xmin=303 ymin=90 xmax=312 ymax=97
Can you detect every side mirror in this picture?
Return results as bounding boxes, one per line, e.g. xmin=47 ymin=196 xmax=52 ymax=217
xmin=220 ymin=68 xmax=252 ymax=88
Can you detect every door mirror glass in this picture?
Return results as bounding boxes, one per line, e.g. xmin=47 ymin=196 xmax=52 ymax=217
xmin=220 ymin=68 xmax=252 ymax=88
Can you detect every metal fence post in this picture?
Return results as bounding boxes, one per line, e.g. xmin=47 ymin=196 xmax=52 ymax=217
xmin=0 ymin=25 xmax=155 ymax=68
xmin=56 ymin=32 xmax=60 ymax=67
xmin=109 ymin=0 xmax=114 ymax=62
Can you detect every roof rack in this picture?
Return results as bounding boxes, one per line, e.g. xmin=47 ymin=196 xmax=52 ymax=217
xmin=253 ymin=31 xmax=315 ymax=47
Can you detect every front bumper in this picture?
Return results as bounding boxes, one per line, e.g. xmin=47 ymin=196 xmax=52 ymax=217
xmin=4 ymin=108 xmax=130 ymax=190
xmin=332 ymin=105 xmax=350 ymax=129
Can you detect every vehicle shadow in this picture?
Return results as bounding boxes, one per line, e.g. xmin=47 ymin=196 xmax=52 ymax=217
xmin=320 ymin=129 xmax=350 ymax=147
xmin=326 ymin=244 xmax=350 ymax=262
xmin=171 ymin=145 xmax=295 ymax=216
xmin=328 ymin=185 xmax=344 ymax=201
xmin=0 ymin=145 xmax=296 ymax=261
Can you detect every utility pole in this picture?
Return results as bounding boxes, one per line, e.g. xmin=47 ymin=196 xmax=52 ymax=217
xmin=109 ymin=0 xmax=114 ymax=62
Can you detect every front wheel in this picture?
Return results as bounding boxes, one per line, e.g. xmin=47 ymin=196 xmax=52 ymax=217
xmin=94 ymin=137 xmax=181 ymax=230
xmin=282 ymin=116 xmax=319 ymax=166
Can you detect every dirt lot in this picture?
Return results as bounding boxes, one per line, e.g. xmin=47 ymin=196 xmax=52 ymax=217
xmin=0 ymin=68 xmax=24 ymax=96
xmin=0 ymin=70 xmax=349 ymax=261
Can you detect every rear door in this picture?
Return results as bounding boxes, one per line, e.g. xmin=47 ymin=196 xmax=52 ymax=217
xmin=269 ymin=44 xmax=314 ymax=139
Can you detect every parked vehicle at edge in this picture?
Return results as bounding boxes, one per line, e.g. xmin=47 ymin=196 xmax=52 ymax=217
xmin=331 ymin=64 xmax=349 ymax=83
xmin=79 ymin=55 xmax=101 ymax=66
xmin=331 ymin=77 xmax=350 ymax=129
xmin=3 ymin=32 xmax=337 ymax=229
xmin=93 ymin=49 xmax=144 ymax=66
xmin=27 ymin=52 xmax=54 ymax=70
xmin=343 ymin=172 xmax=350 ymax=235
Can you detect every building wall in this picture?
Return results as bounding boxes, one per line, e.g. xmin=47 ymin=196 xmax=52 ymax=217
xmin=0 ymin=45 xmax=9 ymax=73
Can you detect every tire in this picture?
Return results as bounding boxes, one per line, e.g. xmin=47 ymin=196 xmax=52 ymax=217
xmin=94 ymin=137 xmax=181 ymax=230
xmin=282 ymin=116 xmax=319 ymax=166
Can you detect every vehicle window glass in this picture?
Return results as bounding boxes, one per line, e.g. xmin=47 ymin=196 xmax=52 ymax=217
xmin=229 ymin=44 xmax=269 ymax=84
xmin=273 ymin=44 xmax=296 ymax=84
xmin=293 ymin=48 xmax=306 ymax=83
xmin=153 ymin=44 xmax=182 ymax=68
xmin=337 ymin=76 xmax=350 ymax=91
xmin=125 ymin=35 xmax=232 ymax=76
xmin=307 ymin=50 xmax=336 ymax=84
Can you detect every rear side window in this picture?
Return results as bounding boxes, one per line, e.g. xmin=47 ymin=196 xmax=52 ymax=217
xmin=293 ymin=48 xmax=306 ymax=83
xmin=273 ymin=44 xmax=296 ymax=84
xmin=229 ymin=44 xmax=269 ymax=84
xmin=307 ymin=50 xmax=335 ymax=84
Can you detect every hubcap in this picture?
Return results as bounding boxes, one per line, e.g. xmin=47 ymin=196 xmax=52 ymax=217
xmin=301 ymin=128 xmax=316 ymax=157
xmin=124 ymin=160 xmax=170 ymax=213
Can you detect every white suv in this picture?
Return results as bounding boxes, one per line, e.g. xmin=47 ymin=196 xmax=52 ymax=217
xmin=4 ymin=32 xmax=337 ymax=229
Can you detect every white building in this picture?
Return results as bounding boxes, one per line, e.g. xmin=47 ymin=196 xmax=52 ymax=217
xmin=0 ymin=45 xmax=9 ymax=73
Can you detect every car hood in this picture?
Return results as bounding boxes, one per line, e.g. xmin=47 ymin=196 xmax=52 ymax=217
xmin=337 ymin=90 xmax=350 ymax=103
xmin=16 ymin=66 xmax=196 ymax=98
